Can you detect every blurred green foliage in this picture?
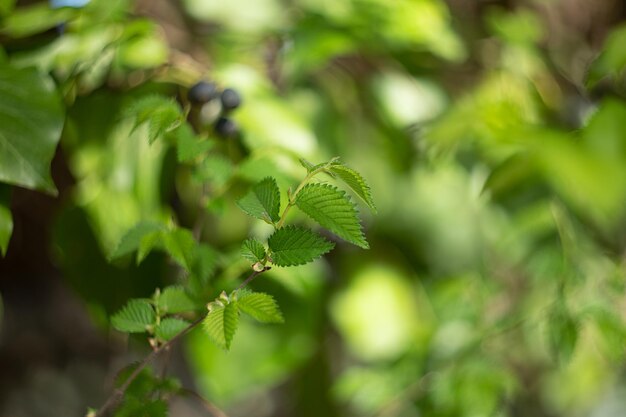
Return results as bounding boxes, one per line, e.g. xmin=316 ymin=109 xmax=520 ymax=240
xmin=2 ymin=0 xmax=626 ymax=416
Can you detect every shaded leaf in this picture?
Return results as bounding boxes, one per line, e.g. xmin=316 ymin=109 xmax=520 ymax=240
xmin=0 ymin=65 xmax=64 ymax=194
xmin=296 ymin=183 xmax=369 ymax=249
xmin=127 ymin=95 xmax=182 ymax=144
xmin=109 ymin=221 xmax=165 ymax=260
xmin=548 ymin=304 xmax=579 ymax=364
xmin=174 ymin=123 xmax=214 ymax=163
xmin=162 ymin=228 xmax=197 ymax=271
xmin=268 ymin=226 xmax=334 ymax=267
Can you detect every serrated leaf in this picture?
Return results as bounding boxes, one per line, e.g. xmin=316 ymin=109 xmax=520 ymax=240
xmin=158 ymin=286 xmax=197 ymax=314
xmin=0 ymin=185 xmax=12 ymax=256
xmin=109 ymin=221 xmax=165 ymax=260
xmin=268 ymin=226 xmax=335 ymax=267
xmin=237 ymin=291 xmax=284 ymax=323
xmin=111 ymin=299 xmax=155 ymax=333
xmin=241 ymin=238 xmax=266 ymax=263
xmin=203 ymin=301 xmax=239 ymax=350
xmin=548 ymin=305 xmax=579 ymax=364
xmin=155 ymin=317 xmax=190 ymax=341
xmin=174 ymin=123 xmax=214 ymax=163
xmin=237 ymin=177 xmax=281 ymax=223
xmin=162 ymin=228 xmax=197 ymax=271
xmin=328 ymin=164 xmax=377 ymax=212
xmin=127 ymin=95 xmax=183 ymax=144
xmin=295 ymin=183 xmax=369 ymax=249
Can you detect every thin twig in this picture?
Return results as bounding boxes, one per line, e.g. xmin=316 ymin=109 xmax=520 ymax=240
xmin=180 ymin=387 xmax=230 ymax=417
xmin=94 ymin=268 xmax=270 ymax=417
xmin=94 ymin=317 xmax=204 ymax=417
xmin=236 ymin=266 xmax=271 ymax=291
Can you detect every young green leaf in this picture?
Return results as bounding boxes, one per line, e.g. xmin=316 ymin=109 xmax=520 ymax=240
xmin=268 ymin=226 xmax=335 ymax=267
xmin=127 ymin=95 xmax=183 ymax=144
xmin=174 ymin=123 xmax=214 ymax=163
xmin=237 ymin=177 xmax=281 ymax=224
xmin=111 ymin=299 xmax=155 ymax=333
xmin=203 ymin=301 xmax=239 ymax=350
xmin=295 ymin=183 xmax=369 ymax=249
xmin=328 ymin=164 xmax=377 ymax=212
xmin=109 ymin=221 xmax=165 ymax=261
xmin=158 ymin=286 xmax=197 ymax=314
xmin=155 ymin=317 xmax=190 ymax=341
xmin=241 ymin=238 xmax=267 ymax=264
xmin=237 ymin=291 xmax=284 ymax=323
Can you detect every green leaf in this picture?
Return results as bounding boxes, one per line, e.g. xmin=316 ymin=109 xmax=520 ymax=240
xmin=155 ymin=317 xmax=190 ymax=341
xmin=237 ymin=177 xmax=281 ymax=224
xmin=158 ymin=286 xmax=197 ymax=314
xmin=548 ymin=304 xmax=579 ymax=364
xmin=193 ymin=154 xmax=233 ymax=188
xmin=111 ymin=299 xmax=155 ymax=333
xmin=109 ymin=221 xmax=165 ymax=260
xmin=127 ymin=95 xmax=183 ymax=144
xmin=0 ymin=185 xmax=12 ymax=256
xmin=268 ymin=226 xmax=335 ymax=267
xmin=0 ymin=65 xmax=64 ymax=194
xmin=328 ymin=164 xmax=377 ymax=212
xmin=115 ymin=398 xmax=168 ymax=417
xmin=237 ymin=291 xmax=284 ymax=323
xmin=0 ymin=3 xmax=76 ymax=38
xmin=203 ymin=300 xmax=239 ymax=350
xmin=241 ymin=238 xmax=266 ymax=264
xmin=295 ymin=183 xmax=369 ymax=249
xmin=162 ymin=228 xmax=197 ymax=270
xmin=174 ymin=123 xmax=214 ymax=163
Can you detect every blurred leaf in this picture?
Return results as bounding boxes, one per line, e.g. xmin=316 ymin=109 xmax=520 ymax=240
xmin=0 ymin=65 xmax=63 ymax=194
xmin=193 ymin=154 xmax=233 ymax=188
xmin=0 ymin=0 xmax=15 ymax=17
xmin=118 ymin=33 xmax=168 ymax=69
xmin=203 ymin=300 xmax=239 ymax=350
xmin=127 ymin=95 xmax=183 ymax=144
xmin=240 ymin=238 xmax=266 ymax=264
xmin=158 ymin=286 xmax=197 ymax=314
xmin=487 ymin=8 xmax=543 ymax=44
xmin=155 ymin=317 xmax=190 ymax=341
xmin=236 ymin=290 xmax=284 ymax=323
xmin=0 ymin=185 xmax=12 ymax=256
xmin=237 ymin=177 xmax=281 ymax=223
xmin=0 ymin=3 xmax=76 ymax=37
xmin=162 ymin=228 xmax=197 ymax=270
xmin=115 ymin=398 xmax=167 ymax=417
xmin=111 ymin=299 xmax=155 ymax=333
xmin=587 ymin=24 xmax=626 ymax=87
xmin=296 ymin=183 xmax=368 ymax=248
xmin=174 ymin=123 xmax=214 ymax=163
xmin=109 ymin=221 xmax=165 ymax=260
xmin=268 ymin=226 xmax=334 ymax=267
xmin=548 ymin=303 xmax=579 ymax=364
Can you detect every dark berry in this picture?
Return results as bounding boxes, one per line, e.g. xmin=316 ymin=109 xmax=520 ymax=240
xmin=220 ymin=88 xmax=241 ymax=111
xmin=215 ymin=117 xmax=239 ymax=138
xmin=188 ymin=81 xmax=217 ymax=104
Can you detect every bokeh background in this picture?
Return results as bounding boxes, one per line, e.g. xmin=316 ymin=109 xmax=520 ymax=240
xmin=1 ymin=0 xmax=626 ymax=416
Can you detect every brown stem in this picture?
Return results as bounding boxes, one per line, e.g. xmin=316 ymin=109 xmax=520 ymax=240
xmin=236 ymin=266 xmax=271 ymax=291
xmin=94 ymin=317 xmax=204 ymax=417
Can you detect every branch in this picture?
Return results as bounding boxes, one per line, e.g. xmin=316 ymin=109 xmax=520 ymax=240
xmin=93 ymin=268 xmax=270 ymax=417
xmin=94 ymin=316 xmax=203 ymax=417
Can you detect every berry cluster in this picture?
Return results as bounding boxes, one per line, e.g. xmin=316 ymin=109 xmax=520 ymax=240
xmin=188 ymin=81 xmax=242 ymax=138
